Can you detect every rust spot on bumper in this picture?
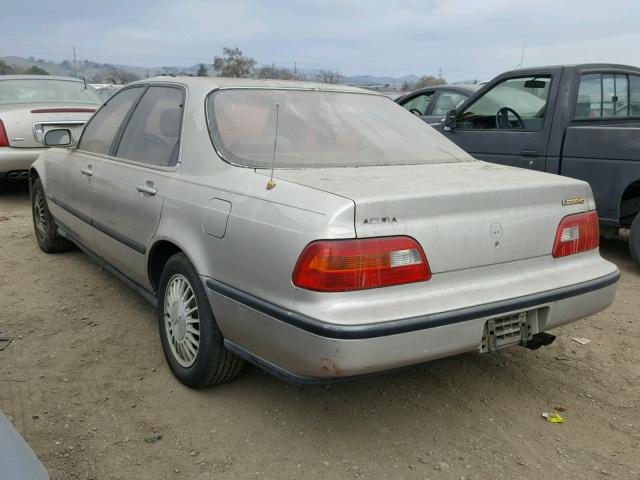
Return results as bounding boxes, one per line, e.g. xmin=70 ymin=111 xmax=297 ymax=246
xmin=319 ymin=357 xmax=343 ymax=376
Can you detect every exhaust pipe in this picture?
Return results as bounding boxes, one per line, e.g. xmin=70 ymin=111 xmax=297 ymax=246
xmin=7 ymin=171 xmax=29 ymax=179
xmin=523 ymin=332 xmax=556 ymax=350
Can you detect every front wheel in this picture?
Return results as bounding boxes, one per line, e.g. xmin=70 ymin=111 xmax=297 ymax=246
xmin=630 ymin=214 xmax=640 ymax=266
xmin=157 ymin=253 xmax=244 ymax=388
xmin=31 ymin=178 xmax=74 ymax=253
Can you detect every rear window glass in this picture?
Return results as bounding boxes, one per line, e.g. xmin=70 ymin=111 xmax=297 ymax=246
xmin=207 ymin=89 xmax=472 ymax=169
xmin=576 ymin=72 xmax=640 ymax=118
xmin=0 ymin=79 xmax=102 ymax=104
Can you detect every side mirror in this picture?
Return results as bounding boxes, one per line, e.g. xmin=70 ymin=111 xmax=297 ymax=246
xmin=43 ymin=129 xmax=73 ymax=147
xmin=443 ymin=109 xmax=457 ymax=131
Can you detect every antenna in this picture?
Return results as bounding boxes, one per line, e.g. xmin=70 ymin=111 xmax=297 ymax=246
xmin=515 ymin=41 xmax=526 ymax=69
xmin=266 ymin=103 xmax=280 ymax=190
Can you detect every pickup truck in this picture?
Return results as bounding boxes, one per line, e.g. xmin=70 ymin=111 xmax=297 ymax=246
xmin=435 ymin=64 xmax=640 ymax=265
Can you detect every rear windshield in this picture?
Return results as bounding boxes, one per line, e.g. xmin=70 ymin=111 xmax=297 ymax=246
xmin=207 ymin=89 xmax=471 ymax=168
xmin=0 ymin=79 xmax=102 ymax=104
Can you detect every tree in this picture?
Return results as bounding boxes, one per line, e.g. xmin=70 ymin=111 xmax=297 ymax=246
xmin=213 ymin=47 xmax=256 ymax=78
xmin=0 ymin=61 xmax=16 ymax=75
xmin=24 ymin=65 xmax=49 ymax=75
xmin=412 ymin=75 xmax=447 ymax=90
xmin=105 ymin=68 xmax=139 ymax=85
xmin=256 ymin=63 xmax=296 ymax=80
xmin=196 ymin=63 xmax=208 ymax=76
xmin=316 ymin=69 xmax=343 ymax=84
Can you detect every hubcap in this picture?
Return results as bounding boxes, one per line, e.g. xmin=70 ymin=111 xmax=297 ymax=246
xmin=164 ymin=274 xmax=200 ymax=368
xmin=34 ymin=192 xmax=46 ymax=240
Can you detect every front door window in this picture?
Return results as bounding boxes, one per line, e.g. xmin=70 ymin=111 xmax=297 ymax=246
xmin=401 ymin=91 xmax=434 ymax=116
xmin=457 ymin=76 xmax=552 ymax=131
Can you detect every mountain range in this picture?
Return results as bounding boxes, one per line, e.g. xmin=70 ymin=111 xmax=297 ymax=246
xmin=0 ymin=55 xmax=424 ymax=90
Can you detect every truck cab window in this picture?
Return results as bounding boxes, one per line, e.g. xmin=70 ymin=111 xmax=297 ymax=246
xmin=457 ymin=76 xmax=551 ymax=131
xmin=576 ymin=73 xmax=638 ymax=119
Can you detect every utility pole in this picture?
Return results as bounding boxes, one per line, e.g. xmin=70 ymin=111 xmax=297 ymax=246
xmin=294 ymin=61 xmax=297 ymax=79
xmin=438 ymin=67 xmax=442 ymax=80
xmin=73 ymin=45 xmax=77 ymax=78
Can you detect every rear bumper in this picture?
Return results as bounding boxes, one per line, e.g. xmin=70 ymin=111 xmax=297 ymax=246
xmin=204 ymin=269 xmax=619 ymax=383
xmin=0 ymin=147 xmax=45 ymax=174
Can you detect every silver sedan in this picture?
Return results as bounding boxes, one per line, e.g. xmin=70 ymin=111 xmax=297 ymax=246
xmin=0 ymin=75 xmax=102 ymax=179
xmin=29 ymin=77 xmax=619 ymax=387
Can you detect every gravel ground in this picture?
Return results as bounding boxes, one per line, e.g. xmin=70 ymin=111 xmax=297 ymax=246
xmin=1 ymin=180 xmax=639 ymax=480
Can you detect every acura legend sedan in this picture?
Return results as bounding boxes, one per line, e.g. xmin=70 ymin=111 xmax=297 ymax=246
xmin=29 ymin=77 xmax=619 ymax=388
xmin=0 ymin=75 xmax=102 ymax=179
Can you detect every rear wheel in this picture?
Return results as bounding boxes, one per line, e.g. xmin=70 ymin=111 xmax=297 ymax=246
xmin=157 ymin=253 xmax=244 ymax=388
xmin=630 ymin=214 xmax=640 ymax=266
xmin=31 ymin=178 xmax=74 ymax=253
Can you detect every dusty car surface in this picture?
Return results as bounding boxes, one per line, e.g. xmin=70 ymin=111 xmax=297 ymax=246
xmin=0 ymin=75 xmax=102 ymax=180
xmin=0 ymin=410 xmax=49 ymax=479
xmin=28 ymin=77 xmax=619 ymax=387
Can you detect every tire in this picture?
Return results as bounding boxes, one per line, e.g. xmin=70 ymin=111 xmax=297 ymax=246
xmin=31 ymin=178 xmax=74 ymax=253
xmin=630 ymin=214 xmax=640 ymax=266
xmin=157 ymin=253 xmax=244 ymax=388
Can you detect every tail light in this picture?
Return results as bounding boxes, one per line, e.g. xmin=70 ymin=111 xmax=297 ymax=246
xmin=292 ymin=236 xmax=431 ymax=292
xmin=552 ymin=211 xmax=599 ymax=258
xmin=0 ymin=119 xmax=8 ymax=147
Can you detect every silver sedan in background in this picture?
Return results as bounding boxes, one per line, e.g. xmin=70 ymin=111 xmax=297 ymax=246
xmin=0 ymin=75 xmax=102 ymax=180
xmin=29 ymin=77 xmax=619 ymax=388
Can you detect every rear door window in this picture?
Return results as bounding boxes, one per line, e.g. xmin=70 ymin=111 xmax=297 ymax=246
xmin=78 ymin=87 xmax=144 ymax=155
xmin=115 ymin=86 xmax=184 ymax=167
xmin=432 ymin=91 xmax=468 ymax=115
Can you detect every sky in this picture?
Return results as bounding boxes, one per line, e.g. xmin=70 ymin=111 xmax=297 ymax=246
xmin=2 ymin=0 xmax=639 ymax=82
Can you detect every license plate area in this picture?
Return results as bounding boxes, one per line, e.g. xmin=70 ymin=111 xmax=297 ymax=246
xmin=481 ymin=311 xmax=533 ymax=353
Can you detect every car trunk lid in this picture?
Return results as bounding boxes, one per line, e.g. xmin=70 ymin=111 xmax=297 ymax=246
xmin=258 ymin=161 xmax=592 ymax=274
xmin=0 ymin=104 xmax=96 ymax=148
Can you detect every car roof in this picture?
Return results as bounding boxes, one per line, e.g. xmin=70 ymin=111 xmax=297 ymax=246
xmin=137 ymin=76 xmax=382 ymax=95
xmin=0 ymin=75 xmax=85 ymax=82
xmin=498 ymin=63 xmax=640 ymax=77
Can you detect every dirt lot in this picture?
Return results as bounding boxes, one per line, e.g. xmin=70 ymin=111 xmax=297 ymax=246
xmin=0 ymin=180 xmax=639 ymax=480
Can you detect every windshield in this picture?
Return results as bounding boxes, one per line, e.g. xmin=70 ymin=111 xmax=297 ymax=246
xmin=207 ymin=89 xmax=472 ymax=168
xmin=0 ymin=79 xmax=103 ymax=104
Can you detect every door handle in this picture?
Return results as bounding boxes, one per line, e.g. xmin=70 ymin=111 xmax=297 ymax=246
xmin=520 ymin=149 xmax=539 ymax=157
xmin=136 ymin=184 xmax=157 ymax=195
xmin=80 ymin=167 xmax=94 ymax=176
